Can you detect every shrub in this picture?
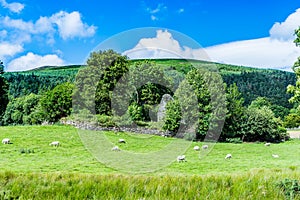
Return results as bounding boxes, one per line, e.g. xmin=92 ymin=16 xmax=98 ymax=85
xmin=225 ymin=138 xmax=243 ymax=143
xmin=277 ymin=178 xmax=300 ymax=199
xmin=96 ymin=115 xmax=116 ymax=127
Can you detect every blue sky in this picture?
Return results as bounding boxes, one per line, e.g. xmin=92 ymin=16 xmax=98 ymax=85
xmin=0 ymin=0 xmax=300 ymax=71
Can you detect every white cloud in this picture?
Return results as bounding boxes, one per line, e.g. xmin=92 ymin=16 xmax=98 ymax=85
xmin=1 ymin=16 xmax=34 ymax=31
xmin=145 ymin=3 xmax=167 ymax=21
xmin=205 ymin=38 xmax=300 ymax=71
xmin=0 ymin=42 xmax=23 ymax=58
xmin=124 ymin=30 xmax=209 ymax=60
xmin=50 ymin=11 xmax=96 ymax=40
xmin=0 ymin=0 xmax=24 ymax=13
xmin=0 ymin=11 xmax=96 ymax=41
xmin=7 ymin=52 xmax=65 ymax=71
xmin=270 ymin=8 xmax=300 ymax=41
xmin=124 ymin=9 xmax=300 ymax=71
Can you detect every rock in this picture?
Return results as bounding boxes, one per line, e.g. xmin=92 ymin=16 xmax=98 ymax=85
xmin=157 ymin=94 xmax=173 ymax=122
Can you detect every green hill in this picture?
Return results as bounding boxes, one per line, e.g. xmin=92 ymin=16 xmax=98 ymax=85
xmin=4 ymin=59 xmax=296 ymax=109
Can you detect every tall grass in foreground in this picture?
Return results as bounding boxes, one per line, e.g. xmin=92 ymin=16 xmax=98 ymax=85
xmin=1 ymin=169 xmax=299 ymax=199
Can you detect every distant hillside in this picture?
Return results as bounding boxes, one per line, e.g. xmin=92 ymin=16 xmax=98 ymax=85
xmin=3 ymin=59 xmax=296 ymax=110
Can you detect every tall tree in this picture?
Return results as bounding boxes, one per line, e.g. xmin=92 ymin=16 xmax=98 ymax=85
xmin=40 ymin=82 xmax=74 ymax=122
xmin=0 ymin=60 xmax=8 ymax=125
xmin=287 ymin=28 xmax=300 ymax=107
xmin=221 ymin=83 xmax=245 ymax=140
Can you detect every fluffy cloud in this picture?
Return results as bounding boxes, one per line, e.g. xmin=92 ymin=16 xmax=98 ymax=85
xmin=124 ymin=9 xmax=300 ymax=71
xmin=124 ymin=30 xmax=211 ymax=61
xmin=7 ymin=52 xmax=65 ymax=71
xmin=270 ymin=8 xmax=300 ymax=41
xmin=1 ymin=11 xmax=96 ymax=40
xmin=0 ymin=0 xmax=24 ymax=13
xmin=50 ymin=11 xmax=96 ymax=40
xmin=0 ymin=42 xmax=23 ymax=58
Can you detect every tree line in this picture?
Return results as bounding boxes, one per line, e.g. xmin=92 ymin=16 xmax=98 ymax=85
xmin=0 ymin=45 xmax=299 ymax=142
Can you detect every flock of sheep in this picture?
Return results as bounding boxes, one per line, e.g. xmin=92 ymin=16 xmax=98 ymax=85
xmin=109 ymin=138 xmax=280 ymax=162
xmin=175 ymin=142 xmax=279 ymax=162
xmin=2 ymin=136 xmax=279 ymax=162
xmin=2 ymin=138 xmax=60 ymax=147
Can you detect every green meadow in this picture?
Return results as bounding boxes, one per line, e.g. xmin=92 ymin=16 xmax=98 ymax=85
xmin=0 ymin=125 xmax=300 ymax=199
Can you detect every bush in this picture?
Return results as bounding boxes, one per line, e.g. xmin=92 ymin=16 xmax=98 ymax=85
xmin=225 ymin=138 xmax=243 ymax=143
xmin=284 ymin=113 xmax=300 ymax=128
xmin=96 ymin=115 xmax=116 ymax=127
xmin=240 ymin=106 xmax=287 ymax=142
xmin=277 ymin=178 xmax=300 ymax=199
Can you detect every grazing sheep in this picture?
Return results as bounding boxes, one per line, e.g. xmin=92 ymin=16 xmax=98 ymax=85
xmin=193 ymin=146 xmax=200 ymax=151
xmin=272 ymin=154 xmax=279 ymax=158
xmin=118 ymin=139 xmax=126 ymax=143
xmin=2 ymin=138 xmax=10 ymax=144
xmin=202 ymin=145 xmax=209 ymax=150
xmin=177 ymin=155 xmax=186 ymax=162
xmin=265 ymin=142 xmax=271 ymax=146
xmin=225 ymin=154 xmax=232 ymax=159
xmin=49 ymin=141 xmax=60 ymax=147
xmin=112 ymin=146 xmax=120 ymax=151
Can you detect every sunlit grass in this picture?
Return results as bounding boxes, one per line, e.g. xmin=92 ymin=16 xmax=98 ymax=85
xmin=0 ymin=125 xmax=300 ymax=175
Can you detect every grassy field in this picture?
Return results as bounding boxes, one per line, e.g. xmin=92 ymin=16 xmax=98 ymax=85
xmin=1 ymin=125 xmax=300 ymax=199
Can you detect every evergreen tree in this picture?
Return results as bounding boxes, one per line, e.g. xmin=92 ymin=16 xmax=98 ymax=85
xmin=0 ymin=60 xmax=9 ymax=125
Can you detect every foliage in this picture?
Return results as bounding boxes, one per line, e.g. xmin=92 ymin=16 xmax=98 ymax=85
xmin=283 ymin=113 xmax=300 ymax=128
xmin=39 ymin=82 xmax=74 ymax=122
xmin=224 ymin=70 xmax=295 ymax=109
xmin=4 ymin=71 xmax=77 ymax=99
xmin=163 ymin=68 xmax=226 ymax=140
xmin=96 ymin=114 xmax=116 ymax=127
xmin=163 ymin=98 xmax=182 ymax=135
xmin=3 ymin=93 xmax=41 ymax=125
xmin=277 ymin=178 xmax=300 ymax=199
xmin=0 ymin=78 xmax=8 ymax=124
xmin=240 ymin=106 xmax=287 ymax=142
xmin=288 ymin=27 xmax=300 ymax=110
xmin=84 ymin=50 xmax=129 ymax=115
xmin=221 ymin=83 xmax=245 ymax=141
xmin=0 ymin=60 xmax=8 ymax=125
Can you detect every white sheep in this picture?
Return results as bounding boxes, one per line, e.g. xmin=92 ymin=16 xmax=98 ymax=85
xmin=2 ymin=138 xmax=10 ymax=144
xmin=193 ymin=146 xmax=200 ymax=151
xmin=112 ymin=146 xmax=120 ymax=151
xmin=225 ymin=154 xmax=232 ymax=159
xmin=202 ymin=145 xmax=209 ymax=150
xmin=272 ymin=154 xmax=279 ymax=158
xmin=177 ymin=155 xmax=186 ymax=162
xmin=49 ymin=141 xmax=60 ymax=147
xmin=265 ymin=142 xmax=271 ymax=146
xmin=118 ymin=139 xmax=126 ymax=143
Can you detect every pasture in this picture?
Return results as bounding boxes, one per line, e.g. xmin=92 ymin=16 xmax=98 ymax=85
xmin=1 ymin=125 xmax=300 ymax=199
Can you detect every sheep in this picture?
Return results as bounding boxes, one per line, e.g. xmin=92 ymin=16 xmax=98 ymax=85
xmin=112 ymin=146 xmax=120 ymax=151
xmin=49 ymin=141 xmax=60 ymax=147
xmin=272 ymin=154 xmax=279 ymax=158
xmin=202 ymin=145 xmax=209 ymax=150
xmin=177 ymin=155 xmax=186 ymax=162
xmin=193 ymin=146 xmax=200 ymax=151
xmin=2 ymin=138 xmax=10 ymax=144
xmin=265 ymin=142 xmax=271 ymax=146
xmin=118 ymin=139 xmax=126 ymax=143
xmin=225 ymin=154 xmax=232 ymax=159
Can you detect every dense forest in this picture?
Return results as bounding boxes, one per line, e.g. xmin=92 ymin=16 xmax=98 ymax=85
xmin=0 ymin=53 xmax=297 ymax=142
